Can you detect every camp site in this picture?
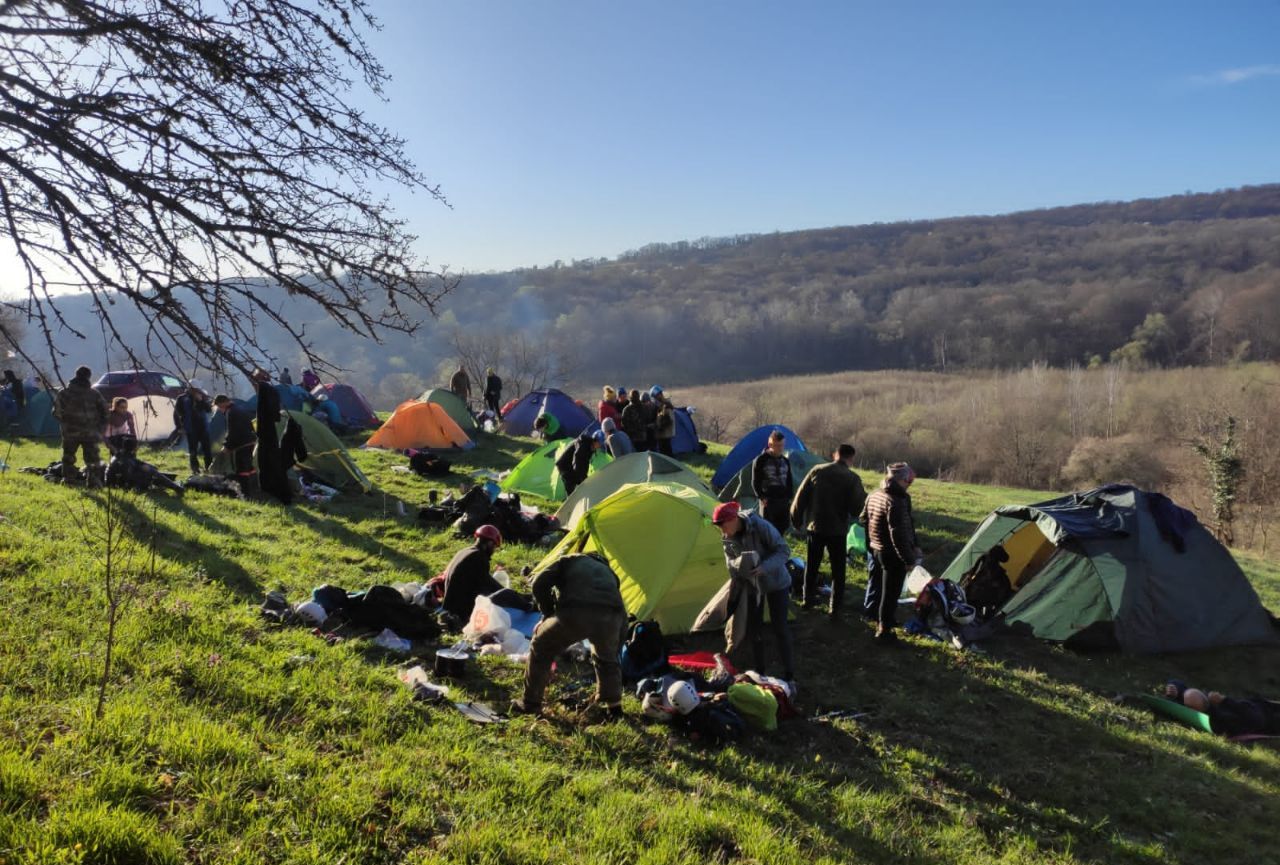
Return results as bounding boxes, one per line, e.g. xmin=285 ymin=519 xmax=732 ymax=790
xmin=4 ymin=2 xmax=1280 ymax=862
xmin=0 ymin=369 xmax=1277 ymax=865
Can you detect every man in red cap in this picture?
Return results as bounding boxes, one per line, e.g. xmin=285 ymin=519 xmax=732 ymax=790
xmin=712 ymin=500 xmax=795 ymax=683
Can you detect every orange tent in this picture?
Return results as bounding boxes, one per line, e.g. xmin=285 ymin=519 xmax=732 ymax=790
xmin=365 ymin=400 xmax=475 ymax=450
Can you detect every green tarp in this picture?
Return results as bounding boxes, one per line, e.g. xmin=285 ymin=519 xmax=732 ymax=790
xmin=534 ymin=482 xmax=726 ymax=634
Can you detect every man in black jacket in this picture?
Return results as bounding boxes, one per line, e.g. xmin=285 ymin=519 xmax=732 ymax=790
xmin=752 ymin=430 xmax=793 ymax=539
xmin=483 ymin=367 xmax=502 ymax=416
xmin=554 ymin=431 xmax=599 ymax=496
xmin=791 ymin=444 xmax=866 ymax=616
xmin=214 ymin=394 xmax=257 ymax=492
xmin=440 ymin=525 xmax=505 ymax=620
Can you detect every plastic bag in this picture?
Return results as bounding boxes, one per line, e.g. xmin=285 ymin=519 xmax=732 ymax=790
xmin=499 ymin=628 xmax=530 ymax=655
xmin=463 ymin=595 xmax=512 ymax=638
xmin=846 ymin=523 xmax=867 ymax=556
xmin=906 ymin=565 xmax=933 ymax=596
xmin=374 ymin=628 xmax=412 ymax=653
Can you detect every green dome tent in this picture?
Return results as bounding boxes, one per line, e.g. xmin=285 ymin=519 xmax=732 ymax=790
xmin=555 ymin=451 xmax=712 ymax=529
xmin=500 ymin=440 xmax=611 ymax=502
xmin=418 ymin=387 xmax=477 ymax=434
xmin=534 ymin=482 xmax=726 ymax=634
xmin=940 ymin=484 xmax=1278 ymax=653
xmin=17 ymin=390 xmax=60 ymax=437
xmin=211 ymin=410 xmax=371 ymax=492
xmin=717 ymin=449 xmax=826 ymax=511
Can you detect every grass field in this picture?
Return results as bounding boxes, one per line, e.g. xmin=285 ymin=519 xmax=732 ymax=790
xmin=0 ymin=430 xmax=1277 ymax=865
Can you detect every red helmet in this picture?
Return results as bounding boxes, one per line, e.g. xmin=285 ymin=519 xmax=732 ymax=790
xmin=474 ymin=524 xmax=502 ymax=547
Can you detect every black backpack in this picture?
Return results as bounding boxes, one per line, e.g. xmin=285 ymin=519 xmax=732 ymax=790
xmin=619 ymin=619 xmax=667 ymax=682
xmin=409 ymin=451 xmax=452 ymax=477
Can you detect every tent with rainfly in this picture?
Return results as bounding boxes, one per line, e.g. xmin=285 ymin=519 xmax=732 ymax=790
xmin=718 ymin=449 xmax=826 ymax=512
xmin=670 ymin=407 xmax=702 ymax=456
xmin=417 ymin=387 xmax=477 ymax=434
xmin=16 ymin=390 xmax=60 ymax=437
xmin=711 ymin=424 xmax=806 ymax=489
xmin=210 ymin=410 xmax=371 ymax=492
xmin=311 ymin=383 xmax=381 ymax=430
xmin=501 ymin=388 xmax=597 ymax=438
xmin=366 ymin=400 xmax=473 ymax=451
xmin=500 ymin=440 xmax=611 ymax=501
xmin=939 ymin=484 xmax=1279 ymax=653
xmin=555 ymin=451 xmax=712 ymax=528
xmin=533 ymin=481 xmax=727 ymax=634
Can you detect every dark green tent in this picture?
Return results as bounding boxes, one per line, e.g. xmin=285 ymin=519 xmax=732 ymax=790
xmin=210 ymin=410 xmax=370 ymax=492
xmin=940 ymin=484 xmax=1278 ymax=653
xmin=17 ymin=391 xmax=60 ymax=437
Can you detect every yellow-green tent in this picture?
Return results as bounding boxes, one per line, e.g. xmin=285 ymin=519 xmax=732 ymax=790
xmin=533 ymin=482 xmax=726 ymax=634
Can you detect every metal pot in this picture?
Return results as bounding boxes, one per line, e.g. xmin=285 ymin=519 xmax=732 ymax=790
xmin=434 ymin=648 xmax=469 ymax=678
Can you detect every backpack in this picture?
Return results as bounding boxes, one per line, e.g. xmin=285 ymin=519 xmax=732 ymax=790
xmin=681 ymin=702 xmax=746 ymax=746
xmin=619 ymin=619 xmax=667 ymax=682
xmin=958 ymin=551 xmax=1013 ymax=619
xmin=410 ymin=451 xmax=452 ymax=477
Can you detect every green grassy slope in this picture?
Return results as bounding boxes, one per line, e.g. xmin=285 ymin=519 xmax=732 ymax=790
xmin=0 ymin=433 xmax=1277 ymax=865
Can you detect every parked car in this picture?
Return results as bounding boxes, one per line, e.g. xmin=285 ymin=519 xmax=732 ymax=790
xmin=92 ymin=369 xmax=187 ymax=403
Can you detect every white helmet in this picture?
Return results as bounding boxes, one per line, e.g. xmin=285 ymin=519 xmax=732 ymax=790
xmin=641 ymin=692 xmax=675 ymax=721
xmin=949 ymin=602 xmax=976 ymax=626
xmin=293 ymin=600 xmax=328 ymax=626
xmin=666 ymin=680 xmax=700 ymax=716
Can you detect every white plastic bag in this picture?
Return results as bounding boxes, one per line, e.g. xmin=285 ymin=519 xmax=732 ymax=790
xmin=499 ymin=628 xmax=530 ymax=655
xmin=463 ymin=595 xmax=513 ymax=639
xmin=905 ymin=565 xmax=933 ymax=596
xmin=374 ymin=628 xmax=412 ymax=653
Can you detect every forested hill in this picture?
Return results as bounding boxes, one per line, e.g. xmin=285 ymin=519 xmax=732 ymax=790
xmin=19 ymin=184 xmax=1280 ymax=407
xmin=453 ymin=183 xmax=1280 ymax=384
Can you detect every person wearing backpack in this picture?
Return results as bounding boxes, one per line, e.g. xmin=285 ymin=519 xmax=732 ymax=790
xmin=513 ymin=552 xmax=628 ymax=719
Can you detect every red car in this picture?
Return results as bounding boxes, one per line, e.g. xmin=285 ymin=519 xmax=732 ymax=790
xmin=92 ymin=369 xmax=188 ymax=403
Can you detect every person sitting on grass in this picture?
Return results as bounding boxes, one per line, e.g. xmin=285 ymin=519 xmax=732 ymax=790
xmin=1165 ymin=680 xmax=1280 ymax=737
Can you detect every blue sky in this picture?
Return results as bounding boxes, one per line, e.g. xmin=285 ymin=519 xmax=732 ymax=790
xmin=359 ymin=2 xmax=1279 ymax=273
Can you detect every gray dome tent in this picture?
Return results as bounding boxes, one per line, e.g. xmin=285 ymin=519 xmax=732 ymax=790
xmin=940 ymin=484 xmax=1278 ymax=653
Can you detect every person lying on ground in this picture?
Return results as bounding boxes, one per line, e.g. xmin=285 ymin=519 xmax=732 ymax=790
xmin=1165 ymin=680 xmax=1280 ymax=736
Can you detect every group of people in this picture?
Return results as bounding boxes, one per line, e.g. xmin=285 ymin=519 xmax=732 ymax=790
xmin=605 ymin=384 xmax=678 ymax=457
xmin=448 ymin=364 xmax=504 ymax=419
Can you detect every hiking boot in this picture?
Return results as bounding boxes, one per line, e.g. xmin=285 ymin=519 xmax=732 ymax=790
xmin=509 ymin=699 xmax=542 ymax=717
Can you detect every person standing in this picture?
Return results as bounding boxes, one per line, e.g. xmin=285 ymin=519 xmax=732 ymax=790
xmin=174 ymin=381 xmax=213 ymax=473
xmin=620 ymin=389 xmax=647 ymax=452
xmin=860 ymin=462 xmax=921 ymax=644
xmin=598 ymin=386 xmax=621 ymax=426
xmin=712 ymin=500 xmax=795 ymax=682
xmin=253 ymin=368 xmax=291 ymax=504
xmin=3 ymin=369 xmax=24 ymax=411
xmin=554 ymin=431 xmax=599 ymax=496
xmin=483 ymin=367 xmax=503 ymax=417
xmin=278 ymin=368 xmax=293 ymax=386
xmin=752 ymin=430 xmax=794 ymax=539
xmin=214 ymin=394 xmax=257 ymax=491
xmin=449 ymin=364 xmax=471 ymax=404
xmin=53 ymin=365 xmax=108 ymax=485
xmin=513 ymin=552 xmax=629 ymax=719
xmin=654 ymin=396 xmax=676 ymax=457
xmin=790 ymin=444 xmax=866 ymax=615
